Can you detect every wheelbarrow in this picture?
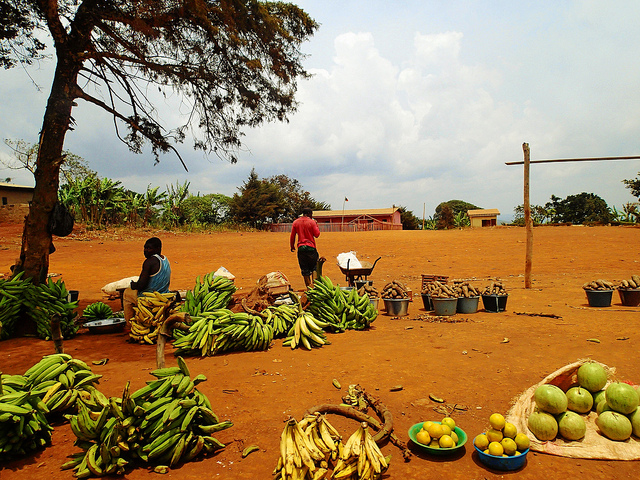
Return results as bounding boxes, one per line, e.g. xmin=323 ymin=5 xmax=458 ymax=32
xmin=338 ymin=256 xmax=382 ymax=287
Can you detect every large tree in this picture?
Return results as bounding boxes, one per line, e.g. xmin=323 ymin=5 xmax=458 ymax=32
xmin=266 ymin=174 xmax=329 ymax=222
xmin=2 ymin=0 xmax=317 ymax=282
xmin=229 ymin=168 xmax=283 ymax=227
xmin=545 ymin=193 xmax=612 ymax=224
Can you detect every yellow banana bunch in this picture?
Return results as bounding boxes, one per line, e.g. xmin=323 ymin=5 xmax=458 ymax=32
xmin=130 ymin=292 xmax=179 ymax=344
xmin=333 ymin=422 xmax=389 ymax=480
xmin=282 ymin=308 xmax=329 ymax=350
xmin=274 ymin=417 xmax=328 ymax=480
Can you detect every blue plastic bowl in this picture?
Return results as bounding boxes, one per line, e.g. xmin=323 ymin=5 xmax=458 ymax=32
xmin=408 ymin=422 xmax=467 ymax=455
xmin=473 ymin=437 xmax=529 ymax=471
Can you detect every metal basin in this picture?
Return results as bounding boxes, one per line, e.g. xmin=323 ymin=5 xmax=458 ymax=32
xmin=84 ymin=318 xmax=126 ymax=334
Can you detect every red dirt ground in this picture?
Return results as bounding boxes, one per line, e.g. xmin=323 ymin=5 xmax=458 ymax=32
xmin=1 ymin=223 xmax=639 ymax=479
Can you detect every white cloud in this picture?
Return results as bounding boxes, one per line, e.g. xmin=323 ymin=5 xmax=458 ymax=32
xmin=2 ymin=1 xmax=640 ymax=220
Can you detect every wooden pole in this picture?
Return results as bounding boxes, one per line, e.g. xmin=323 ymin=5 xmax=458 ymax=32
xmin=523 ymin=143 xmax=533 ymax=289
xmin=422 ymin=203 xmax=425 ymax=230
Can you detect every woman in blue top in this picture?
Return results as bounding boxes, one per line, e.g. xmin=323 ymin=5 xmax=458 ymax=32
xmin=123 ymin=237 xmax=171 ymax=324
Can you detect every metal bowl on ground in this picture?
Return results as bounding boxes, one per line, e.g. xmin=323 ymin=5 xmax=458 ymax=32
xmin=383 ymin=298 xmax=409 ymax=316
xmin=84 ymin=318 xmax=126 ymax=334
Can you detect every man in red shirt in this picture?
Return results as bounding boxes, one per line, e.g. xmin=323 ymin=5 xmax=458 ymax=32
xmin=290 ymin=207 xmax=321 ymax=289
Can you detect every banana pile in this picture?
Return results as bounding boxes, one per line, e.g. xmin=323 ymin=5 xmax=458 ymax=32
xmin=173 ymin=310 xmax=274 ymax=356
xmin=482 ymin=281 xmax=508 ymax=296
xmin=63 ymin=357 xmax=232 ymax=477
xmin=30 ymin=277 xmax=79 ymax=340
xmin=82 ymin=302 xmax=114 ymax=322
xmin=306 ymin=277 xmax=377 ymax=332
xmin=283 ymin=308 xmax=329 ymax=350
xmin=332 ymin=422 xmax=389 ymax=480
xmin=0 ymin=386 xmax=53 ymax=460
xmin=0 ymin=274 xmax=79 ymax=340
xmin=273 ymin=414 xmax=342 ymax=480
xmin=181 ymin=273 xmax=237 ymax=316
xmin=265 ymin=303 xmax=299 ymax=338
xmin=25 ymin=353 xmax=103 ymax=414
xmin=0 ymin=272 xmax=28 ymax=340
xmin=274 ymin=415 xmax=390 ymax=480
xmin=130 ymin=292 xmax=180 ymax=344
xmin=381 ymin=280 xmax=409 ymax=299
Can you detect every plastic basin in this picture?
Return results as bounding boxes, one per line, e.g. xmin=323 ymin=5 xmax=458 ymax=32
xmin=421 ymin=294 xmax=433 ymax=311
xmin=408 ymin=422 xmax=467 ymax=455
xmin=585 ymin=289 xmax=612 ymax=307
xmin=457 ymin=296 xmax=479 ymax=314
xmin=482 ymin=294 xmax=508 ymax=312
xmin=432 ymin=297 xmax=457 ymax=316
xmin=474 ymin=438 xmax=529 ymax=471
xmin=618 ymin=289 xmax=640 ymax=306
xmin=383 ymin=298 xmax=409 ymax=316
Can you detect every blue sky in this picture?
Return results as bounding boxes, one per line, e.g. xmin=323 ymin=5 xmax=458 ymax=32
xmin=2 ymin=0 xmax=640 ymax=221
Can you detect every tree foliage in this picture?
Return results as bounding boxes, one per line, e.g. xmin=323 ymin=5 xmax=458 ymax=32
xmin=435 ymin=199 xmax=480 ymax=220
xmin=228 ymin=169 xmax=328 ymax=227
xmin=513 ymin=204 xmax=553 ymax=225
xmin=4 ymin=0 xmax=318 ymax=282
xmin=2 ymin=139 xmax=95 ymax=185
xmin=623 ymin=173 xmax=640 ymax=200
xmin=434 ymin=199 xmax=478 ymax=229
xmin=545 ymin=193 xmax=612 ymax=224
xmin=436 ymin=204 xmax=455 ymax=230
xmin=228 ymin=168 xmax=284 ymax=228
xmin=265 ymin=174 xmax=329 ymax=222
xmin=396 ymin=206 xmax=420 ymax=230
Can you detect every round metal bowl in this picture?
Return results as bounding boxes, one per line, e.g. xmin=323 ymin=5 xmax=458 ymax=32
xmin=84 ymin=318 xmax=126 ymax=334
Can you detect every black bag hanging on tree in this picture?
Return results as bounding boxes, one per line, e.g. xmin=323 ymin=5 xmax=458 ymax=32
xmin=48 ymin=202 xmax=75 ymax=237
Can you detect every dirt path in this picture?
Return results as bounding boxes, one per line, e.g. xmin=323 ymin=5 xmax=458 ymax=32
xmin=1 ymin=223 xmax=639 ymax=479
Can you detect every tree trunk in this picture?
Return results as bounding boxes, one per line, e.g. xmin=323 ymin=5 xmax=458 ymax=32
xmin=14 ymin=58 xmax=80 ymax=287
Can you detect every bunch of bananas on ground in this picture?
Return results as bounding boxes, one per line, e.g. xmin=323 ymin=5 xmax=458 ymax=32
xmin=332 ymin=422 xmax=389 ymax=480
xmin=28 ymin=277 xmax=79 ymax=340
xmin=0 ymin=274 xmax=79 ymax=340
xmin=0 ymin=272 xmax=29 ymax=340
xmin=0 ymin=386 xmax=53 ymax=460
xmin=273 ymin=417 xmax=328 ymax=480
xmin=307 ymin=277 xmax=378 ymax=332
xmin=173 ymin=310 xmax=274 ymax=356
xmin=82 ymin=302 xmax=114 ymax=321
xmin=265 ymin=303 xmax=300 ymax=338
xmin=181 ymin=273 xmax=237 ymax=317
xmin=283 ymin=308 xmax=330 ymax=350
xmin=24 ymin=353 xmax=103 ymax=415
xmin=63 ymin=357 xmax=231 ymax=477
xmin=130 ymin=291 xmax=180 ymax=344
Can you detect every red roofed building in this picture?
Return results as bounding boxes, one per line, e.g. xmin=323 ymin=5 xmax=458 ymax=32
xmin=270 ymin=207 xmax=403 ymax=232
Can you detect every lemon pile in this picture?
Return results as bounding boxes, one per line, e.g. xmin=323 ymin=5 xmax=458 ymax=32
xmin=415 ymin=417 xmax=459 ymax=449
xmin=474 ymin=413 xmax=530 ymax=457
